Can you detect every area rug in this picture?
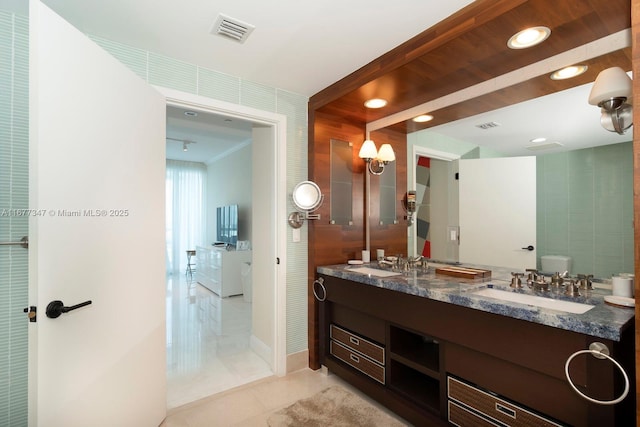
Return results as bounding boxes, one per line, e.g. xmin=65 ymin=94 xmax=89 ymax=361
xmin=267 ymin=386 xmax=407 ymax=426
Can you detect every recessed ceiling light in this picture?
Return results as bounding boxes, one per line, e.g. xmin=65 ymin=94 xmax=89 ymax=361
xmin=364 ymin=98 xmax=387 ymax=109
xmin=530 ymin=137 xmax=547 ymax=143
xmin=412 ymin=114 xmax=434 ymax=123
xmin=507 ymin=26 xmax=551 ymax=49
xmin=184 ymin=111 xmax=198 ymax=117
xmin=550 ymin=65 xmax=588 ymax=80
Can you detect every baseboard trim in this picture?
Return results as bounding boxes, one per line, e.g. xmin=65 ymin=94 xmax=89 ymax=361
xmin=250 ymin=334 xmax=272 ymax=367
xmin=286 ymin=349 xmax=309 ymax=373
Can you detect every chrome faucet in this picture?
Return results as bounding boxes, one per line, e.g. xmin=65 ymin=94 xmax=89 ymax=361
xmin=577 ymin=274 xmax=593 ymax=290
xmin=510 ymin=272 xmax=523 ymax=289
xmin=564 ymin=279 xmax=580 ymax=297
xmin=529 ymin=276 xmax=549 ymax=292
xmin=550 ymin=272 xmax=564 ymax=287
xmin=525 ymin=268 xmax=538 ymax=286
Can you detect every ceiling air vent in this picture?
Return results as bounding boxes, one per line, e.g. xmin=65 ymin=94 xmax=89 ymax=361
xmin=211 ymin=14 xmax=255 ymax=44
xmin=475 ymin=121 xmax=501 ymax=130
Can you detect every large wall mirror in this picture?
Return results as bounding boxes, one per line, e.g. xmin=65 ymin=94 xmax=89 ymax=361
xmin=371 ymin=42 xmax=633 ymax=279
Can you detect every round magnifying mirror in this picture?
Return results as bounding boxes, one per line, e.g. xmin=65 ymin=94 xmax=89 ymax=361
xmin=292 ymin=181 xmax=323 ymax=212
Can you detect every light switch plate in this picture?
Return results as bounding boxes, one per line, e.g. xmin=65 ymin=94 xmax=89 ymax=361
xmin=448 ymin=226 xmax=459 ymax=242
xmin=293 ymin=228 xmax=301 ymax=243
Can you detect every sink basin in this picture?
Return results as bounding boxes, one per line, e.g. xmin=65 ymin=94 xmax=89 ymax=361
xmin=473 ymin=288 xmax=594 ymax=314
xmin=349 ymin=266 xmax=402 ymax=277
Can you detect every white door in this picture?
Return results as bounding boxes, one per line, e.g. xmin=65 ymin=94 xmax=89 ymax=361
xmin=459 ymin=157 xmax=536 ymax=270
xmin=29 ymin=2 xmax=166 ymax=426
xmin=250 ymin=125 xmax=278 ymax=370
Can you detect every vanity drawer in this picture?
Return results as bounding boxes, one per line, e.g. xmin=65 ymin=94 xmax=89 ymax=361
xmin=330 ymin=340 xmax=385 ymax=384
xmin=449 ymin=400 xmax=500 ymax=427
xmin=448 ymin=376 xmax=563 ymax=427
xmin=330 ymin=324 xmax=385 ymax=364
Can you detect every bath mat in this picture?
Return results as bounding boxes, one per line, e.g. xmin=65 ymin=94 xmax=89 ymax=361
xmin=267 ymin=385 xmax=407 ymax=426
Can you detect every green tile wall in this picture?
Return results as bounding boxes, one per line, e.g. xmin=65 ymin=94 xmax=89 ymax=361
xmin=537 ymin=142 xmax=634 ymax=278
xmin=0 ymin=10 xmax=29 ymax=427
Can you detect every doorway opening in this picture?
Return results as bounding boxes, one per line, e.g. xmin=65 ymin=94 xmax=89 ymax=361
xmin=409 ymin=145 xmax=460 ymax=260
xmin=159 ymin=87 xmax=287 ymax=408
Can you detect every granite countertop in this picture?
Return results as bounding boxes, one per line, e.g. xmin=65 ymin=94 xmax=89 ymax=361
xmin=317 ymin=261 xmax=635 ymax=342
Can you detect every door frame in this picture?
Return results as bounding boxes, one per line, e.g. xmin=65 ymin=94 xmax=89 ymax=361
xmin=158 ymin=86 xmax=288 ymax=377
xmin=409 ymin=144 xmax=460 ymax=257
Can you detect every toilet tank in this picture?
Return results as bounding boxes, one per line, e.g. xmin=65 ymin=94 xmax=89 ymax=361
xmin=541 ymin=255 xmax=572 ymax=274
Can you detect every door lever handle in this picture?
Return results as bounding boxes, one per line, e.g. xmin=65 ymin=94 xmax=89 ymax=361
xmin=46 ymin=300 xmax=92 ymax=318
xmin=521 ymin=245 xmax=534 ymax=251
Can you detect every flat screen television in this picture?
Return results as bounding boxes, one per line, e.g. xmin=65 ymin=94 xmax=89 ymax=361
xmin=216 ymin=204 xmax=238 ymax=246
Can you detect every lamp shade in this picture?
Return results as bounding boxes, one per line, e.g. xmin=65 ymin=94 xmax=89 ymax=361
xmin=358 ymin=139 xmax=378 ymax=160
xmin=588 ymin=67 xmax=632 ymax=109
xmin=377 ymin=144 xmax=396 ymax=162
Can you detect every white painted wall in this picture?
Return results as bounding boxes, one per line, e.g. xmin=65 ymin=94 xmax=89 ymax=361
xmin=207 ymin=143 xmax=253 ymax=245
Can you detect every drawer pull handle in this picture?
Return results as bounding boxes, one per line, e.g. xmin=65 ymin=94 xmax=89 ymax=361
xmin=349 ymin=336 xmax=360 ymax=346
xmin=349 ymin=354 xmax=360 ymax=364
xmin=495 ymin=403 xmax=516 ymax=418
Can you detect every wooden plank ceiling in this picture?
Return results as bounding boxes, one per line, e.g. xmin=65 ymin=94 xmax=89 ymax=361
xmin=309 ymin=0 xmax=631 ymax=133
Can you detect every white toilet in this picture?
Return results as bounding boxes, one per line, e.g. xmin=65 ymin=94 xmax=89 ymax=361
xmin=541 ymin=255 xmax=572 ymax=274
xmin=241 ymin=262 xmax=252 ymax=302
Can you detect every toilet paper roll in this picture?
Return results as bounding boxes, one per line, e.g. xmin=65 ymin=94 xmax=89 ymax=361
xmin=612 ymin=276 xmax=633 ymax=298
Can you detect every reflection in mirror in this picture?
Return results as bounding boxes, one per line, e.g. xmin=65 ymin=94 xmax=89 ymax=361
xmin=379 ymin=161 xmax=396 ymax=225
xmin=358 ymin=33 xmax=633 ymax=278
xmin=330 ymin=138 xmax=353 ymax=225
xmin=404 ymin=85 xmax=634 ymax=279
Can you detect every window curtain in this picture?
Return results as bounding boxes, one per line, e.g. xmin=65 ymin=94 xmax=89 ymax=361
xmin=166 ymin=160 xmax=207 ymax=274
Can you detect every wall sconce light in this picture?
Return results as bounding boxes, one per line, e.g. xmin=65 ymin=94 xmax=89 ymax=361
xmin=588 ymin=66 xmax=633 ymax=135
xmin=358 ymin=140 xmax=396 ymax=175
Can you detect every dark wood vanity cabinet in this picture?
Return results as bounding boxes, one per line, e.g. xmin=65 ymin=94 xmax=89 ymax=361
xmin=317 ymin=274 xmax=635 ymax=427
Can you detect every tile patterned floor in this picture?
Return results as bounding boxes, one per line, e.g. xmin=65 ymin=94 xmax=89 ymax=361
xmin=166 ymin=274 xmax=272 ymax=409
xmin=164 ymin=274 xmax=409 ymax=426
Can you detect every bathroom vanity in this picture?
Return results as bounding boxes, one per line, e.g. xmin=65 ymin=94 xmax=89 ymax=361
xmin=316 ymin=263 xmax=635 ymax=426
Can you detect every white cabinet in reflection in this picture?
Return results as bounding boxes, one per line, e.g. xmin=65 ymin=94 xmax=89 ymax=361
xmin=196 ymin=246 xmax=252 ymax=297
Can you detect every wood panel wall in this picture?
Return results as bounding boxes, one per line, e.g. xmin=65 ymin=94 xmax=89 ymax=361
xmin=307 ymin=112 xmax=408 ymax=369
xmin=309 ymin=2 xmax=640 ymax=403
xmin=368 ymin=128 xmax=408 ymax=256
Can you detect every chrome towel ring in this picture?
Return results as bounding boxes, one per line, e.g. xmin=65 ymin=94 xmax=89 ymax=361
xmin=564 ymin=342 xmax=629 ymax=405
xmin=312 ymin=277 xmax=326 ymax=302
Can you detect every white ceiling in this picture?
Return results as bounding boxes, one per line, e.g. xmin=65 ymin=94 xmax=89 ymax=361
xmin=36 ymin=0 xmax=474 ymax=97
xmin=28 ymin=0 xmax=476 ymax=162
xmin=165 ymin=106 xmax=253 ymax=162
xmin=428 ymin=79 xmax=633 ymax=157
xmin=8 ymin=1 xmax=632 ymax=160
